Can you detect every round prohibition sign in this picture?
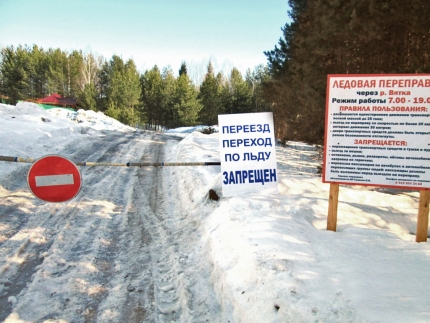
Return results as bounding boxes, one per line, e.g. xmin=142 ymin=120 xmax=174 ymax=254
xmin=27 ymin=155 xmax=82 ymax=203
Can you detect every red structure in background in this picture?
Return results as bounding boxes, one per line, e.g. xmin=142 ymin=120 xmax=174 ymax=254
xmin=36 ymin=93 xmax=77 ymax=108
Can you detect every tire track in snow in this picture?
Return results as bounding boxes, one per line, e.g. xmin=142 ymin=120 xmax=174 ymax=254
xmin=1 ymin=131 xmax=221 ymax=322
xmin=136 ymin=135 xmax=192 ymax=322
xmin=0 ymin=132 xmax=145 ymax=321
xmin=0 ymin=134 xmax=128 ymax=321
xmin=134 ymin=133 xmax=221 ymax=323
xmin=35 ymin=132 xmax=153 ymax=322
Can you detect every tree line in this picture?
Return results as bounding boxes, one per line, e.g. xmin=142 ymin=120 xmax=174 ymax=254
xmin=0 ymin=45 xmax=271 ymax=129
xmin=3 ymin=1 xmax=428 ymax=142
xmin=264 ymin=0 xmax=430 ymax=144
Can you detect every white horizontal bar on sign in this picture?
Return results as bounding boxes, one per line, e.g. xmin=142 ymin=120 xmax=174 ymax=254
xmin=35 ymin=174 xmax=74 ymax=187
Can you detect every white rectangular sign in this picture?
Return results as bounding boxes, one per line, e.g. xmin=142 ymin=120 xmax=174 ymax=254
xmin=218 ymin=112 xmax=278 ymax=197
xmin=324 ymin=74 xmax=430 ymax=189
xmin=35 ymin=174 xmax=74 ymax=187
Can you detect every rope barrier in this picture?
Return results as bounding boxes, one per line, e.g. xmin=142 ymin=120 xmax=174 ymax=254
xmin=0 ymin=155 xmax=220 ymax=167
xmin=0 ymin=156 xmax=35 ymax=163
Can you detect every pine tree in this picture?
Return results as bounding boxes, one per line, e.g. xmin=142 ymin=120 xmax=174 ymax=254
xmin=123 ymin=59 xmax=141 ymax=110
xmin=198 ymin=62 xmax=223 ymax=125
xmin=161 ymin=66 xmax=177 ymax=128
xmin=27 ymin=45 xmax=49 ymax=99
xmin=105 ymin=55 xmax=125 ymax=113
xmin=140 ymin=65 xmax=163 ymax=127
xmin=79 ymin=83 xmax=97 ymax=111
xmin=66 ymin=50 xmax=83 ymax=98
xmin=179 ymin=62 xmax=188 ymax=76
xmin=103 ymin=56 xmax=141 ymax=125
xmin=121 ymin=59 xmax=141 ymax=124
xmin=245 ymin=65 xmax=271 ymax=113
xmin=78 ymin=53 xmax=99 ymax=111
xmin=174 ymin=73 xmax=202 ymax=126
xmin=46 ymin=48 xmax=68 ymax=95
xmin=0 ymin=46 xmax=30 ymax=104
xmin=226 ymin=68 xmax=252 ymax=114
xmin=97 ymin=59 xmax=110 ymax=111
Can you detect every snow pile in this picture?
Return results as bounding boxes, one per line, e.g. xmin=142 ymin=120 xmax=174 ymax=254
xmin=166 ymin=125 xmax=218 ymax=137
xmin=46 ymin=107 xmax=136 ymax=132
xmin=166 ymin=128 xmax=430 ymax=323
xmin=0 ymin=102 xmax=134 ymax=178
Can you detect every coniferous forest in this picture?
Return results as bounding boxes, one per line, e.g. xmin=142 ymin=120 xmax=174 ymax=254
xmin=0 ymin=46 xmax=270 ymax=129
xmin=1 ymin=0 xmax=429 ymax=143
xmin=264 ymin=0 xmax=430 ymax=143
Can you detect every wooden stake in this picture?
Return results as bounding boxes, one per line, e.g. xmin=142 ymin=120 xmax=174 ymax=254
xmin=327 ymin=183 xmax=340 ymax=232
xmin=416 ymin=190 xmax=430 ymax=243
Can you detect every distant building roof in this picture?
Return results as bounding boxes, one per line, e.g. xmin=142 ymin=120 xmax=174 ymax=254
xmin=36 ymin=93 xmax=77 ymax=108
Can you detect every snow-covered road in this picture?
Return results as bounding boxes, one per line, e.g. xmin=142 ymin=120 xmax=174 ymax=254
xmin=0 ymin=131 xmax=221 ymax=322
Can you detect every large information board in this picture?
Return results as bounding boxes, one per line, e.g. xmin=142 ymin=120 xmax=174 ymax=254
xmin=323 ymin=74 xmax=430 ymax=189
xmin=219 ymin=112 xmax=278 ymax=197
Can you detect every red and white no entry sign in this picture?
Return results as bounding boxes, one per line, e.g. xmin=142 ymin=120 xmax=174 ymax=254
xmin=27 ymin=155 xmax=82 ymax=203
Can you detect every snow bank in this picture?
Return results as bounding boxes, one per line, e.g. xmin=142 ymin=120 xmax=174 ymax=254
xmin=0 ymin=102 xmax=135 ymax=177
xmin=170 ymin=130 xmax=429 ymax=323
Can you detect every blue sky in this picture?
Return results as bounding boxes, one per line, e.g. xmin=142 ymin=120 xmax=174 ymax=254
xmin=0 ymin=0 xmax=290 ymax=78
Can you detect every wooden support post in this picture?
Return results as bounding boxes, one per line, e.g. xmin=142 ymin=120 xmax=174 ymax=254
xmin=327 ymin=183 xmax=340 ymax=232
xmin=416 ymin=190 xmax=430 ymax=243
